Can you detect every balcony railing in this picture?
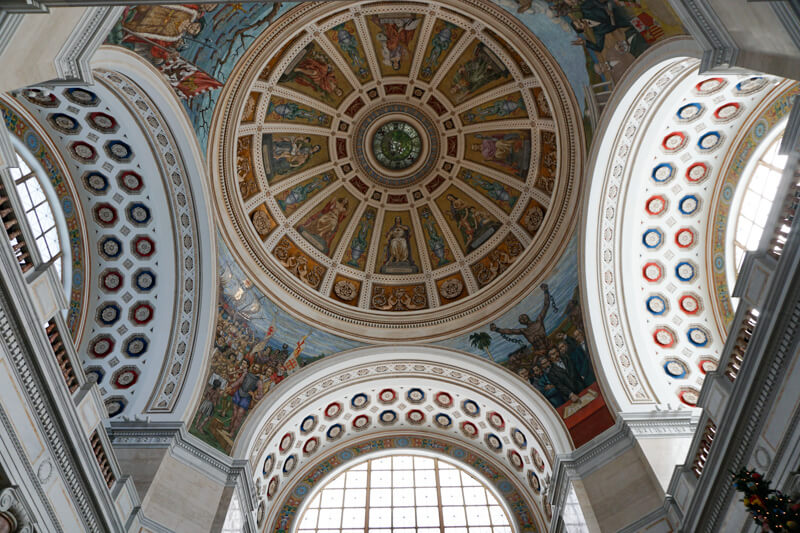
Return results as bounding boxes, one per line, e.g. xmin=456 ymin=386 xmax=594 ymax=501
xmin=90 ymin=430 xmax=116 ymax=489
xmin=724 ymin=308 xmax=759 ymax=382
xmin=767 ymin=169 xmax=800 ymax=260
xmin=0 ymin=179 xmax=34 ymax=273
xmin=691 ymin=419 xmax=717 ymax=478
xmin=45 ymin=318 xmax=78 ymax=393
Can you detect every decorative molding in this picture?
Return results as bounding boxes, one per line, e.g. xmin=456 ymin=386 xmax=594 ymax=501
xmin=0 ymin=259 xmax=115 ymax=531
xmin=0 ymin=12 xmax=23 ymax=57
xmin=770 ymin=2 xmax=800 ymax=54
xmin=621 ymin=411 xmax=700 ymax=438
xmin=780 ymin=95 xmax=800 ymax=156
xmin=50 ymin=6 xmax=123 ymax=85
xmin=668 ymin=0 xmax=740 ymax=73
xmin=95 ymin=70 xmax=202 ymax=414
xmin=0 ymin=486 xmax=36 ymax=533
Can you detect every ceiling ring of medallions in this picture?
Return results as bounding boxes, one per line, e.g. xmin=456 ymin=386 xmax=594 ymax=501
xmin=210 ymin=0 xmax=584 ymax=343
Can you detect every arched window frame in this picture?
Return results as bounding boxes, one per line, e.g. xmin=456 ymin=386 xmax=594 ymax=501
xmin=5 ymin=139 xmax=71 ymax=295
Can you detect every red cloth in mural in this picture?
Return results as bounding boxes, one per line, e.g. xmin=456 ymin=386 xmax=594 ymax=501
xmin=161 ymin=56 xmax=222 ymax=99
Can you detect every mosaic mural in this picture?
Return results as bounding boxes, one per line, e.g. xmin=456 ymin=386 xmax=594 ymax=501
xmin=105 ymin=2 xmax=297 ymax=152
xmin=437 ymin=235 xmax=614 ymax=447
xmin=190 ymin=240 xmax=363 ymax=454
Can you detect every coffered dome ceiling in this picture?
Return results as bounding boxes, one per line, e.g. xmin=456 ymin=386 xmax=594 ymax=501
xmin=211 ymin=0 xmax=583 ymax=342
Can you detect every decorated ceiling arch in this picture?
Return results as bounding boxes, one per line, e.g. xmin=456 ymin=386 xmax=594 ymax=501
xmin=582 ymin=55 xmax=796 ymax=411
xmin=10 ymin=75 xmax=209 ymax=419
xmin=230 ymin=346 xmax=570 ymax=532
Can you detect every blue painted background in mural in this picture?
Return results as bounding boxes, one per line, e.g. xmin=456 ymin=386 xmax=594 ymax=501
xmin=436 ymin=234 xmax=580 ymax=362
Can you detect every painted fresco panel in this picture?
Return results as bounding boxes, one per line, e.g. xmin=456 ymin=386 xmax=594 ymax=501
xmin=342 ymin=207 xmax=377 ymax=271
xmin=459 ymin=92 xmax=528 ymax=125
xmin=366 ymin=14 xmax=423 ymax=76
xmin=464 ymin=130 xmax=532 ymax=180
xmin=278 ymin=41 xmax=354 ymax=107
xmin=261 ymin=133 xmax=329 ymax=185
xmin=457 ymin=168 xmax=521 ymax=214
xmin=374 ymin=211 xmax=423 ymax=275
xmin=274 ymin=171 xmax=336 ymax=217
xmin=418 ymin=18 xmax=465 ymax=82
xmin=438 ymin=40 xmax=512 ymax=105
xmin=265 ymin=96 xmax=333 ymax=126
xmin=295 ymin=188 xmax=358 ymax=257
xmin=326 ymin=20 xmax=373 ymax=83
xmin=417 ymin=205 xmax=455 ymax=269
xmin=434 ymin=185 xmax=502 ymax=256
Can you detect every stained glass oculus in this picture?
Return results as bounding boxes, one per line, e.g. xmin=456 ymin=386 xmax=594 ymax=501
xmin=372 ymin=121 xmax=422 ymax=170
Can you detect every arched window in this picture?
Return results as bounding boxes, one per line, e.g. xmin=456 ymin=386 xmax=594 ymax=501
xmin=8 ymin=150 xmax=64 ymax=279
xmin=296 ymin=454 xmax=513 ymax=533
xmin=731 ymin=133 xmax=788 ymax=272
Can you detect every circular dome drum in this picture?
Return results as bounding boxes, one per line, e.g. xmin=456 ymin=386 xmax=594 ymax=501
xmin=210 ymin=0 xmax=583 ymax=342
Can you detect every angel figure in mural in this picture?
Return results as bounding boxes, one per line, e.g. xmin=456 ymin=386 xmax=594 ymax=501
xmin=490 ymin=284 xmax=554 ymax=358
xmin=380 ymin=217 xmax=419 ymax=274
xmin=371 ymin=15 xmax=421 ymax=70
xmin=297 ymin=197 xmax=350 ymax=255
xmin=421 ymin=21 xmax=457 ymax=78
xmin=330 ymin=22 xmax=369 ymax=79
xmin=280 ymin=44 xmax=345 ymax=101
xmin=227 ymin=360 xmax=266 ymax=437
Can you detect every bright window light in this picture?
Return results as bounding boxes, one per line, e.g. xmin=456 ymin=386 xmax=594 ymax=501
xmin=732 ymin=135 xmax=787 ymax=272
xmin=9 ymin=151 xmax=63 ymax=278
xmin=296 ymin=455 xmax=513 ymax=533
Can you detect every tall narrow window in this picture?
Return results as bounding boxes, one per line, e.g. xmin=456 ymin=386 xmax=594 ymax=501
xmin=296 ymin=454 xmax=513 ymax=533
xmin=8 ymin=151 xmax=63 ymax=278
xmin=732 ymin=134 xmax=787 ymax=272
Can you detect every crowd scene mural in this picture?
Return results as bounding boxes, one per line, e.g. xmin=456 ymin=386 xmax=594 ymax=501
xmin=439 ymin=236 xmax=613 ymax=447
xmin=190 ymin=241 xmax=362 ymax=453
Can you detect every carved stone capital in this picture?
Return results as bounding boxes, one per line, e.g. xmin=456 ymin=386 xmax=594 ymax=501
xmin=0 ymin=486 xmax=35 ymax=533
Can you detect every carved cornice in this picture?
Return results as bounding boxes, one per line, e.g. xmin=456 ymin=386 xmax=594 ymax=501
xmin=667 ymin=0 xmax=739 ymax=72
xmin=107 ymin=422 xmax=258 ymax=523
xmin=50 ymin=6 xmax=122 ymax=84
xmin=621 ymin=411 xmax=699 ymax=438
xmin=0 ymin=267 xmax=112 ymax=531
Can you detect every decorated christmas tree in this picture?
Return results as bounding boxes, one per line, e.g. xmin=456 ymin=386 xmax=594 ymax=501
xmin=733 ymin=468 xmax=800 ymax=531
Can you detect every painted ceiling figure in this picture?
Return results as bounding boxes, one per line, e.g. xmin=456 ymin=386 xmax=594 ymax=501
xmin=381 ymin=216 xmax=418 ymax=274
xmin=372 ymin=15 xmax=421 ymax=70
xmin=490 ymin=284 xmax=552 ymax=356
xmin=281 ymin=45 xmax=345 ymax=100
xmin=298 ymin=197 xmax=350 ymax=255
xmin=567 ymin=0 xmax=648 ymax=56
